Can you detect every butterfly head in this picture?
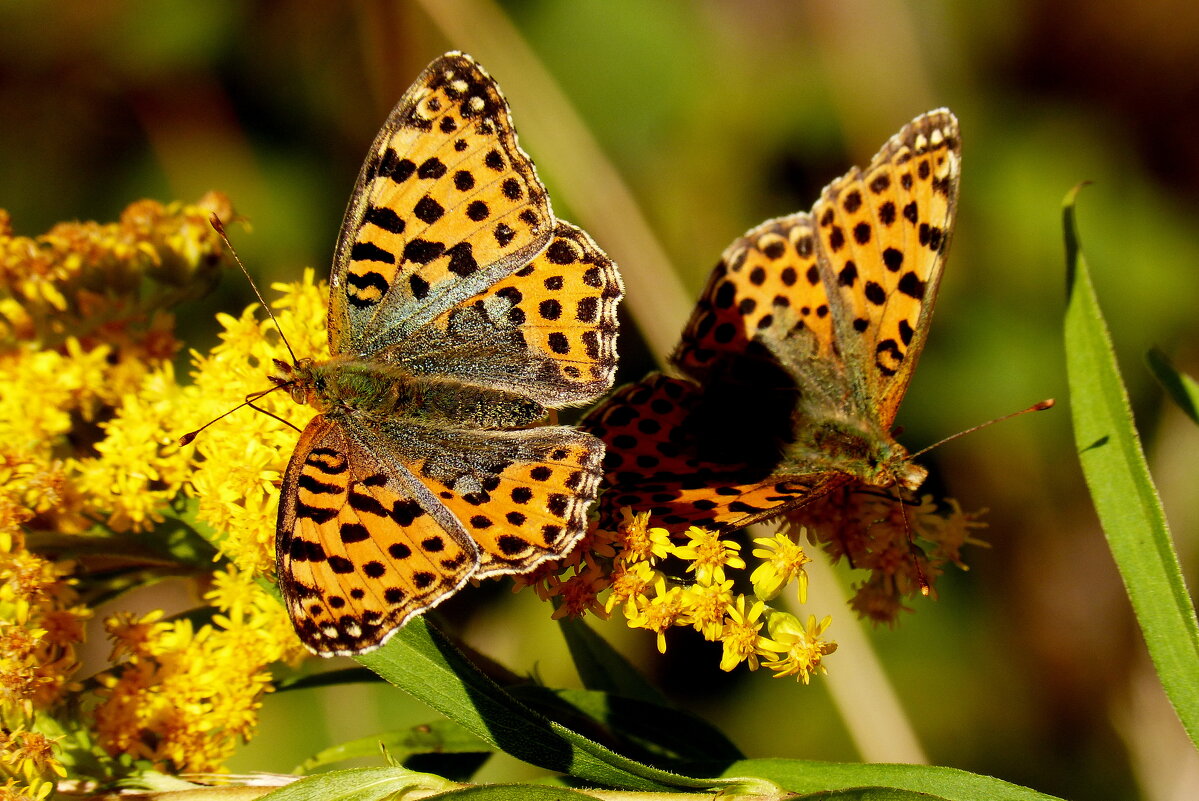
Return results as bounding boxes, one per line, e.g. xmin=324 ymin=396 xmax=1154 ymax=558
xmin=890 ymin=456 xmax=928 ymax=493
xmin=860 ymin=440 xmax=928 ymax=493
xmin=270 ymin=357 xmax=327 ymax=408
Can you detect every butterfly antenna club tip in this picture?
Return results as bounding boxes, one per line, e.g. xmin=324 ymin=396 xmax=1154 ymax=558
xmin=910 ymin=398 xmax=1056 ymax=460
xmin=210 ymin=213 xmax=299 ymax=365
xmin=179 ymin=385 xmax=289 ymax=446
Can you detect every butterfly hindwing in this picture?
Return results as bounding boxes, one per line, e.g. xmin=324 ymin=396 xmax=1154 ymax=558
xmin=813 ymin=109 xmax=960 ymax=427
xmin=673 ymin=213 xmax=836 ymax=384
xmin=328 ymin=52 xmax=555 ymax=356
xmin=277 ymin=415 xmax=476 ymax=656
xmin=581 ymin=374 xmax=840 ymax=533
xmin=383 ymin=423 xmax=605 ymax=577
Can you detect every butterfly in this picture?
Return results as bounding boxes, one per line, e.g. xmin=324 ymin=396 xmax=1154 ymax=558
xmin=271 ymin=52 xmax=623 ymax=656
xmin=580 ymin=110 xmax=959 ymax=534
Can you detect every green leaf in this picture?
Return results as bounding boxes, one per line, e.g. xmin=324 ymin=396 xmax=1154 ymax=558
xmin=258 ymin=766 xmax=453 ymax=801
xmin=424 ymin=787 xmax=595 ymax=800
xmin=788 ymin=792 xmax=945 ymax=801
xmin=297 ymin=720 xmax=492 ymax=773
xmin=1062 ymin=185 xmax=1199 ymax=748
xmin=725 ymin=759 xmax=1062 ymax=800
xmin=1147 ymin=346 xmax=1199 ymax=425
xmin=354 ymin=618 xmax=729 ymax=792
xmin=556 ymin=617 xmax=667 ymax=706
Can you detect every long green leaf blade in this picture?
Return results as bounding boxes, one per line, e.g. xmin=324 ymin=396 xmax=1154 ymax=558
xmin=727 ymin=759 xmax=1061 ymax=801
xmin=258 ymin=767 xmax=451 ymax=801
xmin=424 ymin=787 xmax=595 ymax=800
xmin=1062 ymin=185 xmax=1199 ymax=747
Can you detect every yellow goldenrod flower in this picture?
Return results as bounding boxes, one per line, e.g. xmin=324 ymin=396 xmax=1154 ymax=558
xmin=627 ymin=577 xmax=687 ymax=653
xmin=672 ymin=526 xmax=745 ymax=584
xmin=0 ymin=729 xmax=64 ymax=781
xmin=0 ymin=341 xmax=111 ymax=452
xmin=718 ymin=596 xmax=783 ymax=672
xmin=0 ymin=194 xmax=231 ymax=347
xmin=0 ymin=727 xmax=66 ymax=801
xmin=93 ymin=580 xmax=284 ymax=774
xmin=104 ymin=610 xmax=171 ymax=663
xmin=679 ymin=577 xmax=735 ymax=641
xmin=616 ymin=510 xmax=672 ymax=564
xmin=549 ymin=564 xmax=611 ymax=621
xmin=0 ymin=197 xmax=340 ymax=786
xmin=750 ymin=532 xmax=812 ymax=602
xmin=186 ymin=272 xmax=326 ymax=577
xmin=603 ymin=558 xmax=659 ymax=619
xmin=764 ymin=613 xmax=838 ymax=684
xmin=0 ymin=528 xmax=88 ymax=720
xmin=73 ymin=362 xmax=193 ymax=532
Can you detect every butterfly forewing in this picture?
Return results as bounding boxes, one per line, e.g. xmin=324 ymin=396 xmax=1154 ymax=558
xmin=277 ymin=416 xmax=476 ymax=656
xmin=395 ymin=221 xmax=623 ymax=407
xmin=328 ymin=52 xmax=555 ymax=356
xmin=813 ymin=109 xmax=960 ymax=428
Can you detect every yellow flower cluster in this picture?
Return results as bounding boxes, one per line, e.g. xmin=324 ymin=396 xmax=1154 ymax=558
xmin=0 ymin=198 xmax=309 ymax=791
xmin=0 ymin=195 xmax=234 ymax=537
xmin=0 ymin=727 xmax=64 ymax=801
xmin=517 ymin=510 xmax=837 ymax=682
xmin=0 ymin=193 xmax=231 ymax=348
xmin=0 ymin=527 xmax=82 ymax=798
xmin=522 ymin=484 xmax=982 ymax=681
xmin=85 ymin=271 xmax=321 ymax=774
xmin=92 ymin=566 xmax=305 ymax=773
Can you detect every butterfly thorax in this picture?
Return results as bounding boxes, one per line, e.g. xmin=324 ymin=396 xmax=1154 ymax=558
xmin=787 ymin=414 xmax=928 ymax=492
xmin=272 ymin=357 xmax=546 ymax=429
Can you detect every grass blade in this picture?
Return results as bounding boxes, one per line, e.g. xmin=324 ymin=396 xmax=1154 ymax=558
xmin=1062 ymin=185 xmax=1199 ymax=748
xmin=729 ymin=758 xmax=1061 ymax=800
xmin=1146 ymin=346 xmax=1199 ymax=425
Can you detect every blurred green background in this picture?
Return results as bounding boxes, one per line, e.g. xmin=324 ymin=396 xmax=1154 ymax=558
xmin=3 ymin=2 xmax=1197 ymax=799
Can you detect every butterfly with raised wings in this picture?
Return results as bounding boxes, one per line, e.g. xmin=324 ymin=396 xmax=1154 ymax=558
xmin=581 ymin=110 xmax=960 ymax=534
xmin=270 ymin=52 xmax=623 ymax=656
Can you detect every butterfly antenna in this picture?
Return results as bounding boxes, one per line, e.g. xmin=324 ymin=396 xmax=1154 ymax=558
xmin=178 ymin=385 xmax=288 ymax=446
xmin=210 ymin=213 xmax=299 ymax=365
xmin=896 ymin=398 xmax=1054 ymax=596
xmin=908 ymin=398 xmax=1055 ymax=461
